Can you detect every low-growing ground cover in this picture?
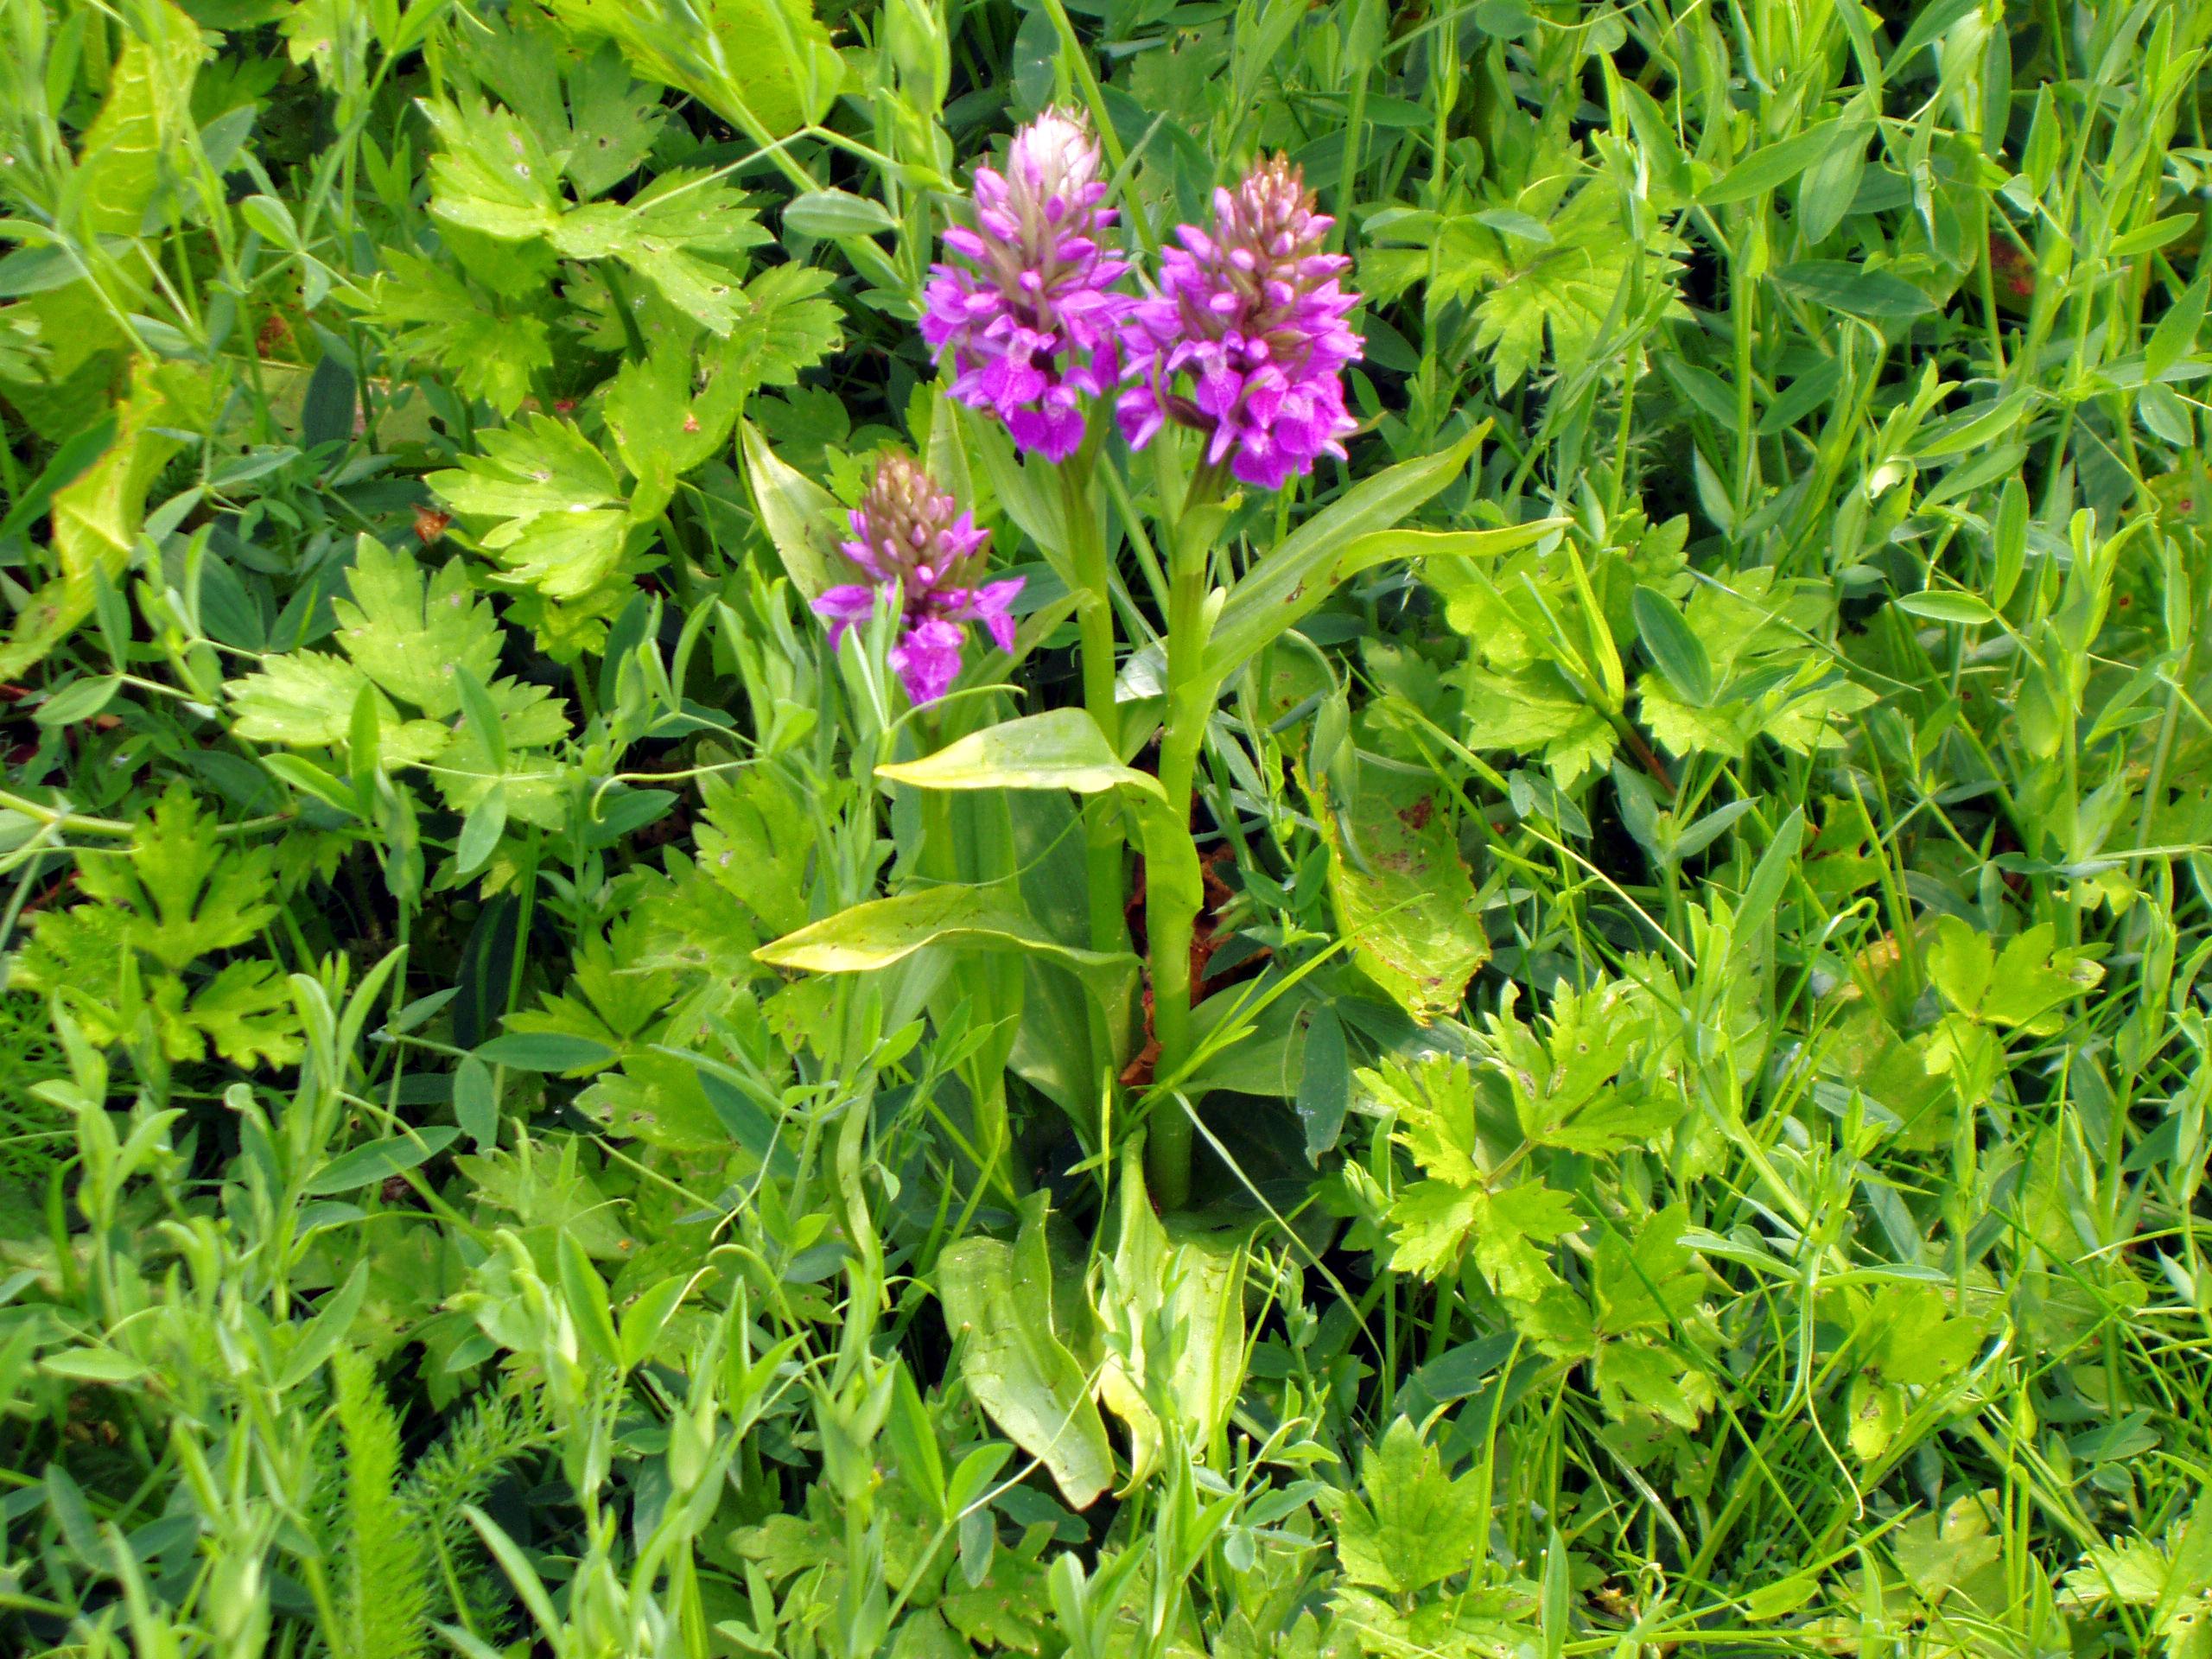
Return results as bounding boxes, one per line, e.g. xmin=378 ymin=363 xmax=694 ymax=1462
xmin=3 ymin=0 xmax=2210 ymax=1654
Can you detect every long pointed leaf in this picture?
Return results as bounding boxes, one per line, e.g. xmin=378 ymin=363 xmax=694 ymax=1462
xmin=876 ymin=708 xmax=1161 ymax=798
xmin=939 ymin=1198 xmax=1116 ymax=1510
xmin=756 ymin=883 xmax=1136 ymax=1006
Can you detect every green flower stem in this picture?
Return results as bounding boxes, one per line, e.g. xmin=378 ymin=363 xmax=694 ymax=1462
xmin=1142 ymin=463 xmax=1229 ymax=1210
xmin=0 ymin=789 xmax=292 ymax=841
xmin=1059 ymin=459 xmax=1127 ymax=956
xmin=918 ymin=729 xmax=1021 ymax=1205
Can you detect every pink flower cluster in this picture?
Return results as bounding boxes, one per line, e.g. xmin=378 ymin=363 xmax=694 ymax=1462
xmin=1115 ymin=156 xmax=1363 ymax=490
xmin=922 ymin=109 xmax=1129 ymax=463
xmin=925 ymin=111 xmax=1363 ymax=487
xmin=827 ymin=117 xmax=1365 ymax=702
xmin=813 ymin=454 xmax=1021 ymax=705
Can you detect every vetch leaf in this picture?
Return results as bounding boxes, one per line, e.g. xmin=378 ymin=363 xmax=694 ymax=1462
xmin=2146 ymin=272 xmax=2209 ymax=383
xmin=1773 ymin=260 xmax=1937 ymax=320
xmin=455 ymin=785 xmax=508 ymax=876
xmin=1895 ymin=589 xmax=1998 ymax=626
xmin=1296 ymin=1003 xmax=1351 ymax=1161
xmin=1702 ymin=118 xmax=1869 ymax=207
xmin=276 ymin=1263 xmax=372 ymax=1390
xmin=557 ymin=1231 xmax=621 ymax=1369
xmin=42 ymin=1348 xmax=149 ymax=1383
xmin=1631 ymin=583 xmax=1714 ymax=706
xmin=475 ymin=1031 xmax=617 ymax=1071
xmin=33 ymin=676 xmax=122 ymax=728
xmin=454 ymin=1054 xmax=499 ymax=1151
xmin=619 ymin=1275 xmax=692 ymax=1370
xmin=783 ymin=188 xmax=898 ymax=238
xmin=304 ymin=1128 xmax=459 ymax=1196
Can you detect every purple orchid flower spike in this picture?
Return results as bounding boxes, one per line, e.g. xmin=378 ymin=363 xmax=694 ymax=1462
xmin=1116 ymin=156 xmax=1363 ymax=490
xmin=922 ymin=108 xmax=1131 ymax=463
xmin=813 ymin=453 xmax=1022 ymax=706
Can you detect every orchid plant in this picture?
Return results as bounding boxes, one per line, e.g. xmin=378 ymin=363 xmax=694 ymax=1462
xmin=765 ymin=110 xmax=1558 ymax=1210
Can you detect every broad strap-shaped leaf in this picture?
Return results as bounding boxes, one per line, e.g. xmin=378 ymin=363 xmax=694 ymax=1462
xmin=739 ymin=419 xmax=841 ymax=599
xmin=0 ymin=362 xmax=204 ymax=681
xmin=75 ymin=0 xmax=208 ymax=238
xmin=1094 ymin=1142 xmax=1248 ymax=1486
xmin=938 ymin=1198 xmax=1116 ymax=1510
xmin=542 ymin=0 xmax=845 ymax=140
xmin=755 ymin=882 xmax=1136 ymax=1001
xmin=1202 ymin=421 xmax=1482 ymax=677
xmin=876 ymin=713 xmax=1201 ymax=969
xmin=1306 ymin=766 xmax=1488 ymax=1023
xmin=957 ymin=404 xmax=1071 ymax=570
xmin=1204 ymin=424 xmax=1568 ymax=680
xmin=876 ymin=709 xmax=1163 ymax=798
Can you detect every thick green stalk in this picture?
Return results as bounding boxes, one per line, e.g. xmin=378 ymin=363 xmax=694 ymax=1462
xmin=1060 ymin=461 xmax=1126 ymax=956
xmin=1142 ymin=467 xmax=1228 ymax=1210
xmin=920 ymin=780 xmax=1020 ymax=1204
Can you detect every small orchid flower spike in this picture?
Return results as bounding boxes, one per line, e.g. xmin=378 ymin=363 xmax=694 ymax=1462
xmin=1117 ymin=156 xmax=1363 ymax=490
xmin=812 ymin=454 xmax=1021 ymax=706
xmin=922 ymin=107 xmax=1131 ymax=463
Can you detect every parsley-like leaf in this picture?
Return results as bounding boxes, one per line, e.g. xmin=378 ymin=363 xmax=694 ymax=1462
xmin=1484 ymin=978 xmax=1680 ymax=1154
xmin=427 ymin=414 xmax=638 ymax=602
xmin=359 ymin=250 xmax=552 ymax=416
xmin=332 ymin=539 xmax=505 ymax=720
xmin=1333 ymin=1418 xmax=1489 ymax=1596
xmin=80 ymin=782 xmax=279 ymax=970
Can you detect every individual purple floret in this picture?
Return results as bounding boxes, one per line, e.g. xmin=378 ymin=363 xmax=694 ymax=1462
xmin=813 ymin=454 xmax=1022 ymax=705
xmin=1116 ymin=156 xmax=1363 ymax=490
xmin=921 ymin=108 xmax=1130 ymax=463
